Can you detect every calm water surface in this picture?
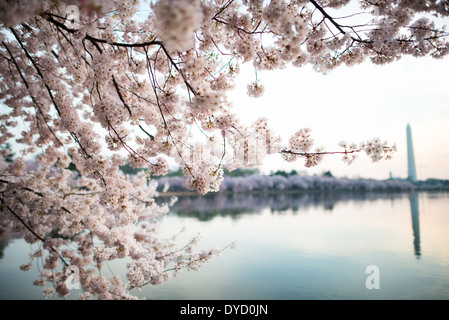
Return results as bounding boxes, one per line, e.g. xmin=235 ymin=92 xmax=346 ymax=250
xmin=1 ymin=191 xmax=448 ymax=300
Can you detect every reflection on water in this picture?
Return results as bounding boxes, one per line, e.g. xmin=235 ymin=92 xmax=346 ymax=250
xmin=409 ymin=193 xmax=421 ymax=260
xmin=163 ymin=191 xmax=426 ymax=261
xmin=163 ymin=191 xmax=428 ymax=263
xmin=150 ymin=191 xmax=449 ymax=300
xmin=161 ymin=191 xmax=409 ymax=220
xmin=1 ymin=191 xmax=449 ymax=300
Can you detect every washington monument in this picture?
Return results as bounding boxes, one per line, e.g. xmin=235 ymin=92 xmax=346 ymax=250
xmin=407 ymin=124 xmax=417 ymax=182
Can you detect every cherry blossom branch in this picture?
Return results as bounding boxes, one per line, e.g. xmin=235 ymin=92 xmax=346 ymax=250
xmin=9 ymin=28 xmax=62 ymax=116
xmin=143 ymin=46 xmax=197 ymax=179
xmin=308 ymin=0 xmax=449 ymax=46
xmin=1 ymin=41 xmax=64 ymax=148
xmin=309 ymin=0 xmax=346 ymax=35
xmin=135 ymin=242 xmax=236 ymax=291
xmin=112 ymin=75 xmax=133 ymax=117
xmin=41 ymin=13 xmax=163 ymax=48
xmin=0 ymin=194 xmax=69 ymax=268
xmin=280 ymin=149 xmax=362 ymax=157
xmin=138 ymin=124 xmax=155 ymax=141
xmin=158 ymin=44 xmax=198 ymax=96
xmin=213 ymin=0 xmax=235 ymax=19
xmin=106 ymin=119 xmax=156 ymax=167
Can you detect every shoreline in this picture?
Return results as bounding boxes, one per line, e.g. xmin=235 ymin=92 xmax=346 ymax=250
xmin=156 ymin=186 xmax=449 ymax=198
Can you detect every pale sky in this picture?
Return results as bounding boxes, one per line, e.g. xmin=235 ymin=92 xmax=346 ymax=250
xmin=3 ymin=3 xmax=448 ymax=182
xmin=228 ymin=54 xmax=449 ymax=181
xmin=9 ymin=50 xmax=446 ymax=181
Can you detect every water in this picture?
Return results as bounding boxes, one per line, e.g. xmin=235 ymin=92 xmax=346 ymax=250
xmin=1 ymin=191 xmax=448 ymax=300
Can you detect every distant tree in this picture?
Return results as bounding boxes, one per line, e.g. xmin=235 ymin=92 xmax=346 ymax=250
xmin=224 ymin=167 xmax=260 ymax=177
xmin=0 ymin=143 xmax=15 ymax=163
xmin=323 ymin=170 xmax=334 ymax=178
xmin=273 ymin=170 xmax=289 ymax=178
xmin=119 ymin=162 xmax=145 ymax=175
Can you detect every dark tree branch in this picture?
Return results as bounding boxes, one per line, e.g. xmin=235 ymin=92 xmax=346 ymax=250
xmin=41 ymin=13 xmax=163 ymax=48
xmin=112 ymin=75 xmax=132 ymax=117
xmin=0 ymin=195 xmax=69 ymax=267
xmin=280 ymin=149 xmax=362 ymax=157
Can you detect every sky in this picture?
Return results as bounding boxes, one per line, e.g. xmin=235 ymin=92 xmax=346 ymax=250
xmin=134 ymin=0 xmax=449 ymax=181
xmin=4 ymin=36 xmax=448 ymax=182
xmin=2 ymin=2 xmax=448 ymax=182
xmin=228 ymin=54 xmax=449 ymax=181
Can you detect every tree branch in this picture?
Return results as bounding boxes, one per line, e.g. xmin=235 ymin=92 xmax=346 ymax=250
xmin=41 ymin=13 xmax=163 ymax=48
xmin=0 ymin=197 xmax=69 ymax=267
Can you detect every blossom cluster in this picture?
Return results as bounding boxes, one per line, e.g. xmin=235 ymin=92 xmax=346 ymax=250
xmin=183 ymin=162 xmax=224 ymax=195
xmin=153 ymin=0 xmax=203 ymax=52
xmin=360 ymin=138 xmax=397 ymax=162
xmin=247 ymin=81 xmax=265 ymax=98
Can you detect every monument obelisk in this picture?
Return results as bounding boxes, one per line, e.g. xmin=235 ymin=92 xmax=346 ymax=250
xmin=406 ymin=124 xmax=417 ymax=182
